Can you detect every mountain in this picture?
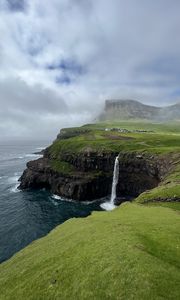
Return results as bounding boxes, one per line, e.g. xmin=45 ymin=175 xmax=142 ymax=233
xmin=99 ymin=99 xmax=180 ymax=121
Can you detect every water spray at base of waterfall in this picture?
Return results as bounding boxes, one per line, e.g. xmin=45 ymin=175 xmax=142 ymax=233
xmin=100 ymin=156 xmax=119 ymax=211
xmin=100 ymin=201 xmax=116 ymax=211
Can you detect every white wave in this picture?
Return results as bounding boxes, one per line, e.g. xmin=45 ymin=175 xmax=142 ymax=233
xmin=7 ymin=174 xmax=21 ymax=193
xmin=100 ymin=202 xmax=116 ymax=211
xmin=52 ymin=194 xmax=62 ymax=200
xmin=51 ymin=194 xmax=104 ymax=206
xmin=24 ymin=154 xmax=43 ymax=158
xmin=17 ymin=153 xmax=43 ymax=159
xmin=36 ymin=147 xmax=44 ymax=150
xmin=51 ymin=194 xmax=71 ymax=202
xmin=51 ymin=194 xmax=75 ymax=203
xmin=50 ymin=195 xmax=63 ymax=206
xmin=10 ymin=183 xmax=20 ymax=193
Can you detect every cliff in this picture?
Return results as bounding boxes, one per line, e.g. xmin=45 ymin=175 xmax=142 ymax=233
xmin=19 ymin=121 xmax=180 ymax=203
xmin=19 ymin=152 xmax=165 ymax=201
xmin=99 ymin=99 xmax=180 ymax=121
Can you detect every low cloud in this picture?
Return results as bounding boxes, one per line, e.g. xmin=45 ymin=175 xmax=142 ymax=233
xmin=0 ymin=77 xmax=94 ymax=141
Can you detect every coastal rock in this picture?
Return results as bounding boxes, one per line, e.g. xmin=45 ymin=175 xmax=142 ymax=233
xmin=19 ymin=158 xmax=112 ymax=201
xmin=19 ymin=150 xmax=172 ymax=202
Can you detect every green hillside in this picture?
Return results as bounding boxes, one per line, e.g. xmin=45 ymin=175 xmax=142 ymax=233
xmin=50 ymin=121 xmax=180 ymax=155
xmin=0 ymin=203 xmax=180 ymax=300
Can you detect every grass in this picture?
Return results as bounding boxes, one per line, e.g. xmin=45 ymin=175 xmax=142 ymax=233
xmin=49 ymin=121 xmax=180 ymax=156
xmin=135 ymin=183 xmax=180 ymax=203
xmin=50 ymin=159 xmax=75 ymax=174
xmin=143 ymin=201 xmax=180 ymax=211
xmin=0 ymin=203 xmax=179 ymax=300
xmin=50 ymin=159 xmax=105 ymax=179
xmin=165 ymin=162 xmax=180 ymax=181
xmin=83 ymin=120 xmax=180 ymax=134
xmin=135 ymin=154 xmax=180 ymax=204
xmin=50 ymin=131 xmax=180 ymax=156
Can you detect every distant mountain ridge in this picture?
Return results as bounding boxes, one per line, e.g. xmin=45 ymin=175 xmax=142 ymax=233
xmin=99 ymin=99 xmax=180 ymax=121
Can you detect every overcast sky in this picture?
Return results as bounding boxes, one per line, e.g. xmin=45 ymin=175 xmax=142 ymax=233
xmin=0 ymin=0 xmax=180 ymax=141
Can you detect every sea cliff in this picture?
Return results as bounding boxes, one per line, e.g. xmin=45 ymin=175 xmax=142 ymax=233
xmin=19 ymin=121 xmax=180 ymax=203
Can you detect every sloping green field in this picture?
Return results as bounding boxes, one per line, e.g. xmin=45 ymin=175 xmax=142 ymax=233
xmin=0 ymin=203 xmax=179 ymax=300
xmin=50 ymin=121 xmax=180 ymax=155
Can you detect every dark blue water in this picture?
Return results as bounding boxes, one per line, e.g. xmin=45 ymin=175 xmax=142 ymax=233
xmin=0 ymin=142 xmax=103 ymax=263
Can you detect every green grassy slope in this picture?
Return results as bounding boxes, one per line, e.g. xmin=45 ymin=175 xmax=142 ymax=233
xmin=83 ymin=120 xmax=180 ymax=134
xmin=135 ymin=183 xmax=180 ymax=203
xmin=143 ymin=201 xmax=180 ymax=211
xmin=135 ymin=154 xmax=180 ymax=203
xmin=0 ymin=203 xmax=179 ymax=300
xmin=50 ymin=121 xmax=180 ymax=156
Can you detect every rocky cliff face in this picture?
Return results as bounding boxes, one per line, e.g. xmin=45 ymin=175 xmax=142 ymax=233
xmin=99 ymin=99 xmax=180 ymax=121
xmin=19 ymin=157 xmax=112 ymax=201
xmin=19 ymin=150 xmax=172 ymax=202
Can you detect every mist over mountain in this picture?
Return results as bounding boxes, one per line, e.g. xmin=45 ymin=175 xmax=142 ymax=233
xmin=99 ymin=99 xmax=180 ymax=121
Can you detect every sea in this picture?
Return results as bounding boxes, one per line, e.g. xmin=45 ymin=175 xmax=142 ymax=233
xmin=0 ymin=142 xmax=103 ymax=263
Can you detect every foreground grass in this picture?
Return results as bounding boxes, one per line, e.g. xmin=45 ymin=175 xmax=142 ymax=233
xmin=0 ymin=203 xmax=180 ymax=300
xmin=143 ymin=201 xmax=180 ymax=211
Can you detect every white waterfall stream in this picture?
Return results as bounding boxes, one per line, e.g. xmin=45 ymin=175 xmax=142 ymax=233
xmin=110 ymin=156 xmax=119 ymax=204
xmin=101 ymin=156 xmax=119 ymax=211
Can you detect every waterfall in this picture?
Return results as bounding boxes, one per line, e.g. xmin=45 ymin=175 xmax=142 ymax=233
xmin=110 ymin=156 xmax=119 ymax=204
xmin=100 ymin=155 xmax=119 ymax=211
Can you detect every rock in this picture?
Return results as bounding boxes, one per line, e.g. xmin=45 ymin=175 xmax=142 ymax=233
xmin=136 ymin=155 xmax=143 ymax=159
xmin=19 ymin=150 xmax=173 ymax=202
xmin=99 ymin=99 xmax=180 ymax=121
xmin=19 ymin=158 xmax=112 ymax=201
xmin=33 ymin=149 xmax=44 ymax=155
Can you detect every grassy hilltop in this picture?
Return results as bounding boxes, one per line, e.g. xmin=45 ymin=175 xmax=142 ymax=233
xmin=0 ymin=121 xmax=180 ymax=299
xmin=50 ymin=120 xmax=180 ymax=155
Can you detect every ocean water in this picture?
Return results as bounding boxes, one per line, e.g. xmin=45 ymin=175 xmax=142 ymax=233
xmin=0 ymin=142 xmax=103 ymax=263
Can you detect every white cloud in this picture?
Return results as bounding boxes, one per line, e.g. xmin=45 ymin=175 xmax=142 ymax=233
xmin=0 ymin=0 xmax=180 ymax=140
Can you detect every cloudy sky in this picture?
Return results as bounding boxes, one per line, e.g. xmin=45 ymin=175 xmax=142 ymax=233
xmin=0 ymin=0 xmax=180 ymax=141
